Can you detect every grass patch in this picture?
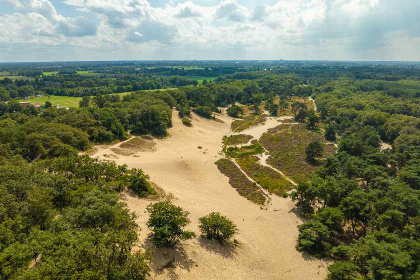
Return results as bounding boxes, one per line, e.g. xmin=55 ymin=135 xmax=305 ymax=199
xmin=186 ymin=76 xmax=216 ymax=84
xmin=76 ymin=71 xmax=101 ymax=76
xmin=119 ymin=137 xmax=156 ymax=151
xmin=236 ymin=156 xmax=293 ymax=196
xmin=0 ymin=75 xmax=35 ymax=81
xmin=215 ymin=158 xmax=266 ymax=205
xmin=225 ymin=140 xmax=264 ymax=158
xmin=259 ymin=123 xmax=336 ymax=183
xmin=224 ymin=134 xmax=253 ymax=146
xmin=17 ymin=95 xmax=82 ymax=108
xmin=43 ymin=71 xmax=59 ymax=76
xmin=231 ymin=114 xmax=267 ymax=132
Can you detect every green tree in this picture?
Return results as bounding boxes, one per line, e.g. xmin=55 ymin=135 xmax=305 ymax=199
xmin=44 ymin=101 xmax=52 ymax=108
xmin=79 ymin=96 xmax=91 ymax=107
xmin=199 ymin=212 xmax=237 ymax=242
xmin=0 ymin=87 xmax=10 ymax=102
xmin=306 ymin=141 xmax=323 ymax=163
xmin=146 ymin=201 xmax=195 ymax=247
xmin=296 ymin=220 xmax=330 ymax=257
xmin=325 ymin=125 xmax=336 ymax=141
xmin=227 ymin=105 xmax=243 ymax=118
xmin=327 ymin=261 xmax=360 ymax=280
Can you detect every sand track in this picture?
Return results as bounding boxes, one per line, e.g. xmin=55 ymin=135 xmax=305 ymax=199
xmin=91 ymin=111 xmax=328 ymax=280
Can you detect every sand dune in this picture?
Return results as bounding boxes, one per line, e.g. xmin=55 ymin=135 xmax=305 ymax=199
xmin=91 ymin=111 xmax=328 ymax=280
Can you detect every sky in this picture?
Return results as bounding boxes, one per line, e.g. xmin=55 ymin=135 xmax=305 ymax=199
xmin=0 ymin=0 xmax=419 ymax=62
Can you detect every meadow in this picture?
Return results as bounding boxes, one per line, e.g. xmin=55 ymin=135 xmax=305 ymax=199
xmin=186 ymin=76 xmax=216 ymax=84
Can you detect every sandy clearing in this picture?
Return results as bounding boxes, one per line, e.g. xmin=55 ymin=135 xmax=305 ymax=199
xmin=91 ymin=111 xmax=328 ymax=280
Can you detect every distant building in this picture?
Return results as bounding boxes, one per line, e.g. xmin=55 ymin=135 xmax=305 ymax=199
xmin=19 ymin=102 xmax=30 ymax=107
xmin=33 ymin=103 xmax=41 ymax=108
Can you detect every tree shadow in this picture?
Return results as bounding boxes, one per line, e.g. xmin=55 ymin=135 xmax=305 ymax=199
xmin=288 ymin=206 xmax=309 ymax=223
xmin=143 ymin=238 xmax=195 ymax=280
xmin=198 ymin=236 xmax=237 ymax=259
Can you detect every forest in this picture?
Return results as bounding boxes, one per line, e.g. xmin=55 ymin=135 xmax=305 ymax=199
xmin=0 ymin=60 xmax=419 ymax=279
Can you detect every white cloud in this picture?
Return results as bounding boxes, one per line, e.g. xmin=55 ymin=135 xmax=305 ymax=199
xmin=0 ymin=0 xmax=419 ymax=61
xmin=214 ymin=0 xmax=250 ymax=22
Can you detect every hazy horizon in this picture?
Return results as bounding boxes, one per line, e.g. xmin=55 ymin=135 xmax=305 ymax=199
xmin=1 ymin=0 xmax=419 ymax=62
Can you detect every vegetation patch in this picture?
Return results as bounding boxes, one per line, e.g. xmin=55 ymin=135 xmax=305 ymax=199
xmin=215 ymin=158 xmax=266 ymax=205
xmin=236 ymin=156 xmax=293 ymax=195
xmin=225 ymin=140 xmax=264 ymax=158
xmin=119 ymin=137 xmax=156 ymax=152
xmin=259 ymin=123 xmax=336 ymax=183
xmin=231 ymin=114 xmax=267 ymax=132
xmin=224 ymin=134 xmax=253 ymax=146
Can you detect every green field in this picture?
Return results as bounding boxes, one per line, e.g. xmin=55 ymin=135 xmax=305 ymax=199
xmin=43 ymin=71 xmax=59 ymax=76
xmin=17 ymin=95 xmax=83 ymax=108
xmin=15 ymin=89 xmax=174 ymax=108
xmin=186 ymin=76 xmax=216 ymax=84
xmin=76 ymin=71 xmax=101 ymax=76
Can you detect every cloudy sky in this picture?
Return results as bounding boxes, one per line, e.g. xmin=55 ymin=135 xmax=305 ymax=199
xmin=0 ymin=0 xmax=419 ymax=62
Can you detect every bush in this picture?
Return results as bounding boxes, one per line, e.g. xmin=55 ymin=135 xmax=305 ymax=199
xmin=194 ymin=106 xmax=212 ymax=118
xmin=227 ymin=105 xmax=243 ymax=118
xmin=296 ymin=220 xmax=330 ymax=257
xmin=146 ymin=201 xmax=195 ymax=247
xmin=199 ymin=212 xmax=237 ymax=242
xmin=182 ymin=117 xmax=192 ymax=127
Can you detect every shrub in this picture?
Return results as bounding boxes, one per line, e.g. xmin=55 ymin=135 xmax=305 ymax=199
xmin=182 ymin=117 xmax=192 ymax=127
xmin=199 ymin=212 xmax=237 ymax=242
xmin=227 ymin=105 xmax=243 ymax=118
xmin=296 ymin=220 xmax=330 ymax=257
xmin=194 ymin=106 xmax=212 ymax=118
xmin=146 ymin=201 xmax=195 ymax=247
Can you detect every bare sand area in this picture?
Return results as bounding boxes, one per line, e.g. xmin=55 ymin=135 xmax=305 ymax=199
xmin=91 ymin=111 xmax=328 ymax=280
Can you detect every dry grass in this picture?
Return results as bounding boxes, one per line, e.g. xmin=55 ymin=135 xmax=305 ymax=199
xmin=231 ymin=114 xmax=267 ymax=132
xmin=236 ymin=156 xmax=293 ymax=196
xmin=225 ymin=140 xmax=264 ymax=158
xmin=259 ymin=123 xmax=336 ymax=183
xmin=215 ymin=158 xmax=266 ymax=205
xmin=111 ymin=137 xmax=156 ymax=155
xmin=224 ymin=134 xmax=254 ymax=146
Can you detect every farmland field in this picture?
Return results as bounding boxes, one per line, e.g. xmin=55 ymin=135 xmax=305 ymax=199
xmin=15 ymin=89 xmax=174 ymax=108
xmin=186 ymin=76 xmax=216 ymax=84
xmin=17 ymin=95 xmax=83 ymax=108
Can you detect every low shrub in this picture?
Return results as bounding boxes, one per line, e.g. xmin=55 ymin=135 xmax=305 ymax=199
xmin=199 ymin=212 xmax=238 ymax=242
xmin=182 ymin=117 xmax=192 ymax=127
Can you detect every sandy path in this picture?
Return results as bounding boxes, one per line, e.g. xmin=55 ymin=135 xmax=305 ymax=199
xmin=91 ymin=111 xmax=328 ymax=280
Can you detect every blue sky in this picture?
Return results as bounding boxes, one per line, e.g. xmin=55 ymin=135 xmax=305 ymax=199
xmin=0 ymin=0 xmax=419 ymax=62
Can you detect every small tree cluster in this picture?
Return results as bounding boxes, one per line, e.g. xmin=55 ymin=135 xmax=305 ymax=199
xmin=146 ymin=201 xmax=195 ymax=247
xmin=198 ymin=212 xmax=238 ymax=242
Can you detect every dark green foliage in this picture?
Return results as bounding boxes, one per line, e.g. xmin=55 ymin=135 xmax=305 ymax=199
xmin=146 ymin=201 xmax=195 ymax=248
xmin=199 ymin=212 xmax=237 ymax=242
xmin=296 ymin=221 xmax=330 ymax=257
xmin=227 ymin=105 xmax=243 ymax=118
xmin=305 ymin=141 xmax=323 ymax=163
xmin=324 ymin=125 xmax=336 ymax=141
xmin=79 ymin=95 xmax=91 ymax=107
xmin=327 ymin=261 xmax=360 ymax=280
xmin=194 ymin=106 xmax=213 ymax=118
xmin=0 ymin=156 xmax=153 ymax=279
xmin=293 ymin=76 xmax=420 ymax=280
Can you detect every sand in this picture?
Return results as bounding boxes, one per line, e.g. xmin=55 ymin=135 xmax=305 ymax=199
xmin=91 ymin=111 xmax=328 ymax=280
